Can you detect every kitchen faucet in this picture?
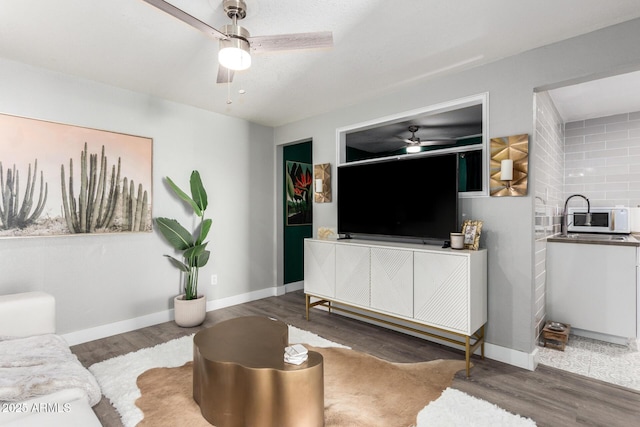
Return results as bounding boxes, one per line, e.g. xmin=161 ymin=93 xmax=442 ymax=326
xmin=562 ymin=194 xmax=591 ymax=236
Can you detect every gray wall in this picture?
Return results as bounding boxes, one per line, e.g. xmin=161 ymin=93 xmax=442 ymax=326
xmin=274 ymin=19 xmax=640 ymax=354
xmin=0 ymin=58 xmax=275 ymax=335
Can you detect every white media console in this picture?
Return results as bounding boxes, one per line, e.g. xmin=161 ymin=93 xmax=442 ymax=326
xmin=303 ymin=238 xmax=487 ymax=376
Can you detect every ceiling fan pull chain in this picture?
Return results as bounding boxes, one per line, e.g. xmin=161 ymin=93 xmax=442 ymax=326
xmin=226 ymin=71 xmax=233 ymax=104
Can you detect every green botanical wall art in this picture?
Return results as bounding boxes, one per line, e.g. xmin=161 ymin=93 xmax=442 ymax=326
xmin=0 ymin=113 xmax=152 ymax=237
xmin=285 ymin=160 xmax=312 ymax=226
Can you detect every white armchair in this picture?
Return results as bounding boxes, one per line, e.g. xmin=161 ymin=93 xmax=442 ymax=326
xmin=0 ymin=292 xmax=102 ymax=427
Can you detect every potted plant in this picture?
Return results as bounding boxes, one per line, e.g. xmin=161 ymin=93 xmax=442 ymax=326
xmin=156 ymin=170 xmax=211 ymax=327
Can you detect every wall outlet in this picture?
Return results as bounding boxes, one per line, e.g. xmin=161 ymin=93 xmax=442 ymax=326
xmin=210 ymin=274 xmax=218 ymax=286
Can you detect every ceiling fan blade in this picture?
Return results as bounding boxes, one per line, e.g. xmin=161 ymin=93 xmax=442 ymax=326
xmin=216 ymin=66 xmax=235 ymax=84
xmin=418 ymin=140 xmax=457 ymax=146
xmin=249 ymin=31 xmax=333 ymax=53
xmin=142 ymin=0 xmax=228 ymax=40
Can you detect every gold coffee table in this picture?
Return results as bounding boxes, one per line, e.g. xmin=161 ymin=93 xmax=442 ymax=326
xmin=193 ymin=316 xmax=324 ymax=427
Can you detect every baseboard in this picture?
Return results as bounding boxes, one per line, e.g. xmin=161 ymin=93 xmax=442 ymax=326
xmin=62 ymin=310 xmax=175 ymax=347
xmin=205 ymin=287 xmax=284 ymax=311
xmin=484 ymin=342 xmax=538 ymax=371
xmin=63 ymin=286 xmax=288 ymax=346
xmin=284 ymin=281 xmax=304 ymax=293
xmin=570 ymin=327 xmax=630 ymax=346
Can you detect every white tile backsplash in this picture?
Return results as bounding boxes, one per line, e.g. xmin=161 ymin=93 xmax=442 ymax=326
xmin=565 ymin=111 xmax=640 ymax=207
xmin=607 ymin=154 xmax=640 ymax=166
xmin=587 ymin=113 xmax=629 ymax=126
xmin=565 ymin=124 xmax=606 ymax=138
xmin=533 ymin=92 xmax=566 ymax=340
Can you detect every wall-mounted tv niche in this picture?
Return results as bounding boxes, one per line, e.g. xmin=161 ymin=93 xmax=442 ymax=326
xmin=337 ymin=153 xmax=458 ymax=243
xmin=337 ymin=93 xmax=489 ymax=197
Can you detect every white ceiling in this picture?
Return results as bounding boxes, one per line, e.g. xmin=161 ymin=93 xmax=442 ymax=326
xmin=549 ymin=70 xmax=640 ymax=122
xmin=1 ymin=0 xmax=640 ymax=127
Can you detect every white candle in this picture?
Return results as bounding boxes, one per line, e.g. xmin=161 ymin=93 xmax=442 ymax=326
xmin=500 ymin=159 xmax=513 ymax=181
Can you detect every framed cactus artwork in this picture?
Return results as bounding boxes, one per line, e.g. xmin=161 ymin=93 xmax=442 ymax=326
xmin=0 ymin=113 xmax=152 ymax=238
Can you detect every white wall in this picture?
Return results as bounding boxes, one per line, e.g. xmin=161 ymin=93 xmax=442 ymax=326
xmin=0 ymin=58 xmax=275 ymax=335
xmin=275 ymin=18 xmax=640 ymax=354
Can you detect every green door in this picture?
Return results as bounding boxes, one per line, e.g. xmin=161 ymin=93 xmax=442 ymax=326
xmin=283 ymin=141 xmax=312 ymax=284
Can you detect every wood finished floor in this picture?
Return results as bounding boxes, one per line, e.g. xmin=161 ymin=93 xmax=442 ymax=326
xmin=72 ymin=290 xmax=640 ymax=427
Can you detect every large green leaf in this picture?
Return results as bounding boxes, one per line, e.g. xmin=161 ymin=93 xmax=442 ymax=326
xmin=189 ymin=171 xmax=208 ymax=213
xmin=156 ymin=217 xmax=194 ymax=250
xmin=166 ymin=176 xmax=202 ymax=217
xmin=197 ymin=218 xmax=212 ymax=245
xmin=164 ymin=255 xmax=189 ymax=272
xmin=196 ymin=250 xmax=210 ymax=268
xmin=184 ymin=242 xmax=209 ymax=266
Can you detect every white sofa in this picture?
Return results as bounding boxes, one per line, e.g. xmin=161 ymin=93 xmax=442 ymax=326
xmin=0 ymin=292 xmax=102 ymax=426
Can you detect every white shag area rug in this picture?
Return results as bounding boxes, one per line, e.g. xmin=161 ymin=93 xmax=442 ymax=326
xmin=90 ymin=326 xmax=535 ymax=427
xmin=417 ymin=387 xmax=536 ymax=426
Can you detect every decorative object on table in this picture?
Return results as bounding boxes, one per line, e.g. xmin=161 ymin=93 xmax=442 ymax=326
xmin=461 ymin=220 xmax=483 ymax=250
xmin=155 ymin=171 xmax=211 ymax=327
xmin=317 ymin=227 xmax=336 ymax=240
xmin=286 ymin=161 xmax=313 ymax=225
xmin=490 ymin=134 xmax=528 ymax=196
xmin=542 ymin=321 xmax=571 ymax=351
xmin=0 ymin=113 xmax=152 ymax=237
xmin=313 ymin=163 xmax=332 ymax=203
xmin=450 ymin=232 xmax=465 ymax=249
xmin=284 ymin=344 xmax=309 ymax=365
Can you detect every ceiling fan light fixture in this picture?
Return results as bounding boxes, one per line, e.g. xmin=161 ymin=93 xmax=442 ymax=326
xmin=218 ymin=24 xmax=251 ymax=71
xmin=406 ymin=145 xmax=421 ymax=153
xmin=219 ymin=38 xmax=251 ymax=71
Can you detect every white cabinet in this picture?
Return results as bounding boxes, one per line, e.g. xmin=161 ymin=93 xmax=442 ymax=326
xmin=370 ymin=247 xmax=414 ymax=318
xmin=547 ymin=242 xmax=637 ymax=340
xmin=303 ymin=239 xmax=336 ymax=298
xmin=335 ymin=244 xmax=370 ymax=306
xmin=304 ymin=238 xmax=487 ymax=342
xmin=414 ymin=251 xmax=469 ymax=334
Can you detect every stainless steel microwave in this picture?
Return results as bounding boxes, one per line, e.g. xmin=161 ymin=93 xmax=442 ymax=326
xmin=567 ymin=207 xmax=630 ymax=234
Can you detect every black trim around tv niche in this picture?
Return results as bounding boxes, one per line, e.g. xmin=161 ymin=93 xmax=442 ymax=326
xmin=337 ymin=153 xmax=458 ymax=244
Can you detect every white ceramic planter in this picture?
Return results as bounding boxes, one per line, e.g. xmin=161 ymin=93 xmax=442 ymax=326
xmin=174 ymin=294 xmax=207 ymax=327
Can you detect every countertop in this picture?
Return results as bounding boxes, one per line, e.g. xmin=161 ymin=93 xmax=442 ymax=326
xmin=547 ymin=233 xmax=640 ymax=247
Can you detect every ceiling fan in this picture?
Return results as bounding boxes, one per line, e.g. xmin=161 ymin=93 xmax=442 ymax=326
xmin=142 ymin=0 xmax=333 ymax=83
xmin=400 ymin=126 xmax=457 ymax=153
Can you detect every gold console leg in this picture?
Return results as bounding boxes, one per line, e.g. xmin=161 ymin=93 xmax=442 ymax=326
xmin=480 ymin=325 xmax=485 ymax=359
xmin=305 ymin=294 xmax=310 ymax=320
xmin=465 ymin=335 xmax=471 ymax=378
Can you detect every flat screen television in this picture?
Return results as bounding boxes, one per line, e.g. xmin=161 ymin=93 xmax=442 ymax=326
xmin=337 ymin=153 xmax=458 ymax=242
